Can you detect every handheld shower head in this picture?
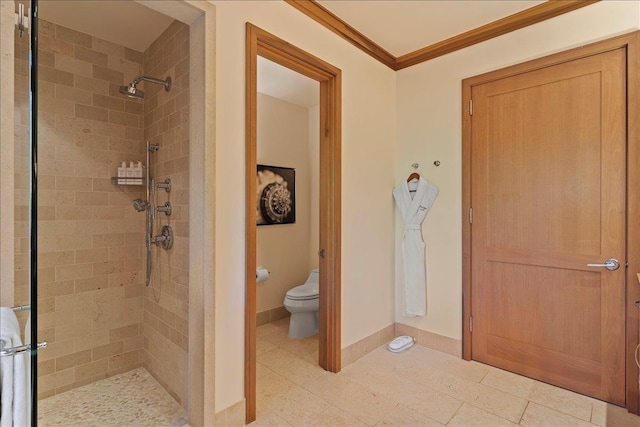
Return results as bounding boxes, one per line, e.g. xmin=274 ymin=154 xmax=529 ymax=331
xmin=133 ymin=199 xmax=149 ymax=212
xmin=118 ymin=75 xmax=171 ymax=100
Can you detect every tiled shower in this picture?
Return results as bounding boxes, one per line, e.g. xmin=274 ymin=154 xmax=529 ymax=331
xmin=13 ymin=12 xmax=190 ymax=412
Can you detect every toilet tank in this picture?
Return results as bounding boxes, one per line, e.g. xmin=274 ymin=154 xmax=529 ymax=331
xmin=305 ymin=269 xmax=319 ymax=285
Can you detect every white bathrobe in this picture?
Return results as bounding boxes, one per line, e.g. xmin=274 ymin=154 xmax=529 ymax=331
xmin=393 ymin=177 xmax=439 ymax=316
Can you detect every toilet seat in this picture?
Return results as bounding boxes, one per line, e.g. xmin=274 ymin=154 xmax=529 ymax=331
xmin=284 ymin=269 xmax=320 ymax=338
xmin=285 ymin=284 xmax=319 ymax=301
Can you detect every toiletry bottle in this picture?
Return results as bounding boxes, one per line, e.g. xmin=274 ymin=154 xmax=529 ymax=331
xmin=117 ymin=161 xmax=127 ymax=185
xmin=127 ymin=161 xmax=135 ymax=184
xmin=135 ymin=161 xmax=144 ymax=185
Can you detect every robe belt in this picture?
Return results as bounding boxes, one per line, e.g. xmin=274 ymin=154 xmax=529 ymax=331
xmin=404 ymin=225 xmax=421 ymax=230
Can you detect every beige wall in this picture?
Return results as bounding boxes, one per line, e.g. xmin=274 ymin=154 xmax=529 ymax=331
xmin=142 ymin=20 xmax=191 ymax=406
xmin=212 ymin=0 xmax=396 ymax=410
xmin=0 ymin=2 xmax=15 ymax=307
xmin=394 ymin=1 xmax=640 ymax=339
xmin=256 ymin=93 xmax=312 ymax=313
xmin=29 ymin=20 xmax=147 ymax=399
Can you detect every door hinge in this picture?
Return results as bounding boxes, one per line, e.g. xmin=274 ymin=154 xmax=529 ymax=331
xmin=469 ymin=316 xmax=473 ymax=332
xmin=469 ymin=99 xmax=473 ymax=116
xmin=469 ymin=207 xmax=473 ymax=224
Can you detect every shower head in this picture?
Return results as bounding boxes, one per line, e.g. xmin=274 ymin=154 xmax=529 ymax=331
xmin=133 ymin=199 xmax=149 ymax=212
xmin=118 ymin=75 xmax=172 ymax=100
xmin=119 ymin=83 xmax=144 ymax=99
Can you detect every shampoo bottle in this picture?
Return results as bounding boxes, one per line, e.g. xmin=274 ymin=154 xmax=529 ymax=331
xmin=117 ymin=161 xmax=127 ymax=184
xmin=135 ymin=161 xmax=144 ymax=185
xmin=127 ymin=161 xmax=135 ymax=184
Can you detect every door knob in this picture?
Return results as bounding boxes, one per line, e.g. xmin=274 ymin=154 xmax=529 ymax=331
xmin=586 ymin=258 xmax=620 ymax=271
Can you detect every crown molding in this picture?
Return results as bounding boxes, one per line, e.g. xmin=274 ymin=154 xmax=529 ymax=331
xmin=285 ymin=0 xmax=601 ymax=71
xmin=395 ymin=0 xmax=600 ymax=70
xmin=284 ymin=0 xmax=396 ymax=69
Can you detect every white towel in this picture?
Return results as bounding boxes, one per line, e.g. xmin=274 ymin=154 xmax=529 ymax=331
xmin=0 ymin=308 xmax=27 ymax=427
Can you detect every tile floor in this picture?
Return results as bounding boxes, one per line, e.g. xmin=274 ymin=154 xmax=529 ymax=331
xmin=38 ymin=367 xmax=186 ymax=427
xmin=252 ymin=318 xmax=640 ymax=427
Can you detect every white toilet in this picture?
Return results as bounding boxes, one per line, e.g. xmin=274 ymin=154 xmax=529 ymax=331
xmin=283 ymin=269 xmax=319 ymax=338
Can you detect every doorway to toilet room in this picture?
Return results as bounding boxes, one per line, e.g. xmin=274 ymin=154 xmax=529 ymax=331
xmin=245 ymin=23 xmax=342 ymax=424
xmin=462 ymin=32 xmax=640 ymax=413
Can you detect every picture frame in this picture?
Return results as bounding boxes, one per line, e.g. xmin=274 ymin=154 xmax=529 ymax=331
xmin=256 ymin=164 xmax=296 ymax=225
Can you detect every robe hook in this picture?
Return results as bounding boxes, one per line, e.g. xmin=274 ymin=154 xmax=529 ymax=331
xmin=434 ymin=161 xmax=441 ymax=167
xmin=411 ymin=163 xmax=419 ymax=169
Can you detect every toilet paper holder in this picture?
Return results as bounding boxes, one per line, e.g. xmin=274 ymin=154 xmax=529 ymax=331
xmin=256 ymin=266 xmax=270 ymax=282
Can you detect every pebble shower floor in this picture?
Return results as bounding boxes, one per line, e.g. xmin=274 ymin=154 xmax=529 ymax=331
xmin=38 ymin=368 xmax=185 ymax=426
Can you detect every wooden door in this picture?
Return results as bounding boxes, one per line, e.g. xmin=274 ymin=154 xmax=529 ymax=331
xmin=470 ymin=48 xmax=626 ymax=404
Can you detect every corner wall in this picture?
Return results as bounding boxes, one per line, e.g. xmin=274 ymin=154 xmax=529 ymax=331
xmin=211 ymin=0 xmax=396 ymax=410
xmin=142 ymin=20 xmax=191 ymax=406
xmin=395 ymin=0 xmax=640 ymax=340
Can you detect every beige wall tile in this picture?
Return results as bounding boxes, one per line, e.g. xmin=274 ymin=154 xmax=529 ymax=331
xmin=39 ymin=280 xmax=75 ymax=298
xmin=55 ymin=85 xmax=92 ymax=105
xmin=92 ymin=341 xmax=124 ymax=361
xmin=109 ymin=110 xmax=140 ymax=127
xmin=40 ymin=35 xmax=74 ymax=56
xmin=75 ymin=104 xmax=108 ymax=123
xmin=74 ymin=46 xmax=108 ymax=67
xmin=40 ymin=66 xmax=74 ymax=87
xmin=91 ymin=38 xmax=124 ymax=57
xmin=74 ymin=75 xmax=109 ymax=95
xmin=74 ymin=359 xmax=109 ymax=382
xmin=74 ymin=275 xmax=108 ymax=293
xmin=108 ymin=349 xmax=140 ymax=371
xmin=93 ymin=93 xmax=124 ymax=112
xmin=92 ymin=64 xmax=124 ymax=85
xmin=74 ymin=331 xmax=109 ymax=352
xmin=55 ymin=55 xmax=93 ymax=78
xmin=55 ymin=26 xmax=92 ymax=48
xmin=55 ymin=321 xmax=92 ymax=342
xmin=56 ymin=349 xmax=92 ymax=371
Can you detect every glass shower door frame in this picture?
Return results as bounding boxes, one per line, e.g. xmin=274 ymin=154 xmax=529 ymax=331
xmin=28 ymin=0 xmax=38 ymax=425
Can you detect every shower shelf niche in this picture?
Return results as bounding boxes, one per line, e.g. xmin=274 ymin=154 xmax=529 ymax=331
xmin=111 ymin=177 xmax=144 ymax=186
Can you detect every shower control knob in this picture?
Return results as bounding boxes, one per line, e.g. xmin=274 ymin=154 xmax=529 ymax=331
xmin=156 ymin=201 xmax=172 ymax=216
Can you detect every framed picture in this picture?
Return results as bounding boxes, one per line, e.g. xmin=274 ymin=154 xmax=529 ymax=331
xmin=257 ymin=164 xmax=296 ymax=225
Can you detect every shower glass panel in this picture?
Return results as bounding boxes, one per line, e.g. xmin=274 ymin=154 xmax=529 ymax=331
xmin=4 ymin=0 xmax=39 ymax=425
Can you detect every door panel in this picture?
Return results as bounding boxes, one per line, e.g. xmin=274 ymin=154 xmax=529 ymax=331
xmin=471 ymin=49 xmax=626 ymax=404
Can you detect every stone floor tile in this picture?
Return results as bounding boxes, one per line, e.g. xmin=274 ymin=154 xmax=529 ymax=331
xmin=481 ymin=367 xmax=536 ymax=399
xmin=425 ymin=371 xmax=527 ymax=423
xmin=520 ymin=402 xmax=594 ymax=427
xmin=591 ymin=399 xmax=640 ymax=427
xmin=448 ymin=403 xmax=518 ymax=427
xmin=527 ymin=380 xmax=593 ymax=421
xmin=374 ymin=403 xmax=444 ymax=426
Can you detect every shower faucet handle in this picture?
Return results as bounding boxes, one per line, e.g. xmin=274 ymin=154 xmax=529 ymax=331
xmin=156 ymin=201 xmax=172 ymax=216
xmin=156 ymin=178 xmax=172 ymax=193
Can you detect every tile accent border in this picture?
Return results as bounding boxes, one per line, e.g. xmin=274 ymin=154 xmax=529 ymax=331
xmin=213 ymin=399 xmax=245 ymax=427
xmin=256 ymin=306 xmax=289 ymax=327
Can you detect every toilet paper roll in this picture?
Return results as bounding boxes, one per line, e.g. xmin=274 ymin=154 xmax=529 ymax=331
xmin=256 ymin=266 xmax=270 ymax=283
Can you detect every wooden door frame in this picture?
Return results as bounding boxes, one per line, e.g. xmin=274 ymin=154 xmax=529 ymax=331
xmin=462 ymin=31 xmax=640 ymax=414
xmin=245 ymin=23 xmax=342 ymax=423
